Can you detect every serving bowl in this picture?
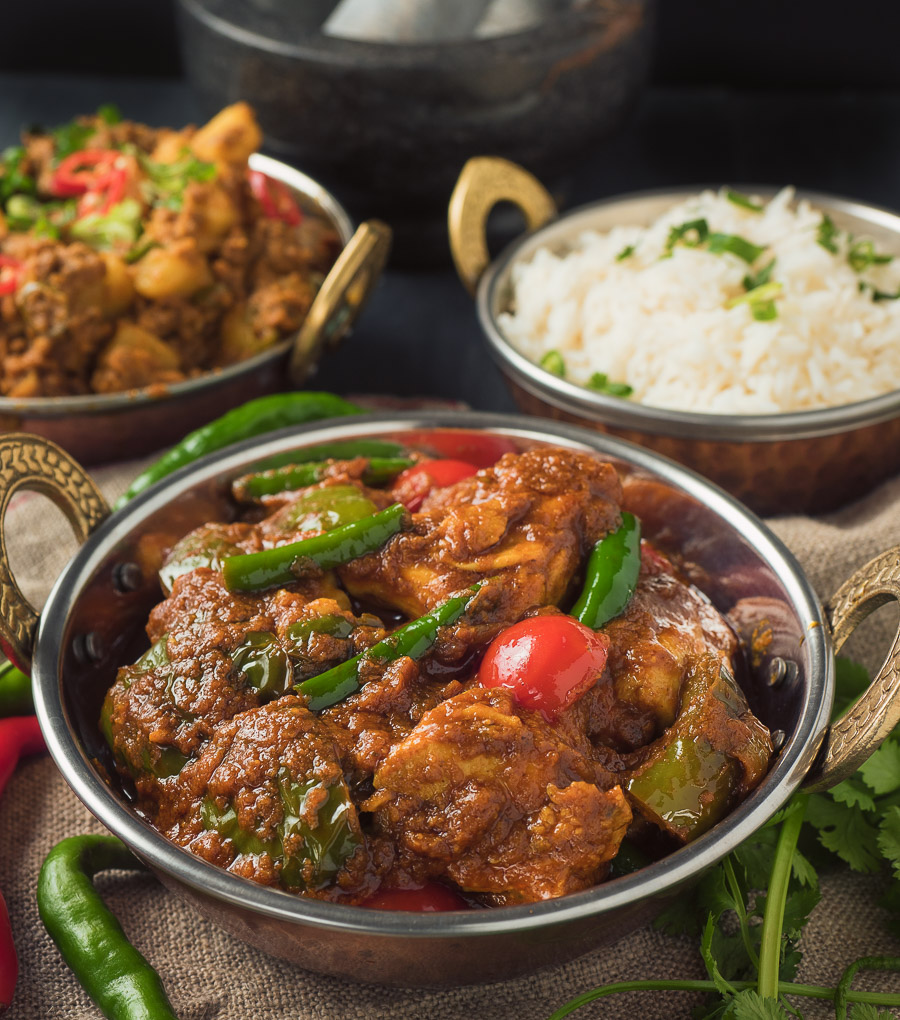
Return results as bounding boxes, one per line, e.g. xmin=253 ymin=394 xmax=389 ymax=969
xmin=449 ymin=157 xmax=900 ymax=515
xmin=0 ymin=153 xmax=391 ymax=466
xmin=5 ymin=413 xmax=900 ymax=986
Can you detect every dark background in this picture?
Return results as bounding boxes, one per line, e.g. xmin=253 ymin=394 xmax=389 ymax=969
xmin=1 ymin=0 xmax=896 ymax=87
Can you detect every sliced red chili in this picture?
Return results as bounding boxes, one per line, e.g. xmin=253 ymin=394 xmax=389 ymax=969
xmin=76 ymin=167 xmax=127 ymax=218
xmin=362 ymin=882 xmax=469 ymax=912
xmin=0 ymin=256 xmax=23 ymax=297
xmin=50 ymin=149 xmax=120 ymax=198
xmin=392 ymin=459 xmax=479 ymax=512
xmin=248 ymin=169 xmax=302 ymax=226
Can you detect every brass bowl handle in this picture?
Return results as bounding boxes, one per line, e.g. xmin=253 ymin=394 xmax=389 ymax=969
xmin=802 ymin=547 xmax=900 ymax=791
xmin=448 ymin=156 xmax=557 ymax=296
xmin=0 ymin=434 xmax=108 ymax=673
xmin=290 ymin=219 xmax=393 ymax=386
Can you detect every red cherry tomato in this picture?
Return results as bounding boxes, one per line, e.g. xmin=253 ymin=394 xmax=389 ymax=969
xmin=392 ymin=459 xmax=479 ymax=512
xmin=478 ymin=615 xmax=610 ymax=720
xmin=362 ymin=883 xmax=469 ymax=912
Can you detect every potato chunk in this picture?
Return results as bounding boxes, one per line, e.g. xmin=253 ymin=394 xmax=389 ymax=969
xmin=191 ymin=102 xmax=263 ymax=165
xmin=131 ymin=242 xmax=213 ymax=299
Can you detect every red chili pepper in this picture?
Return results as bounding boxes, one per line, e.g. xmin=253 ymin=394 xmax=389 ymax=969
xmin=0 ymin=256 xmax=23 ymax=298
xmin=76 ymin=167 xmax=127 ymax=218
xmin=50 ymin=149 xmax=120 ymax=198
xmin=0 ymin=715 xmax=45 ymax=1010
xmin=248 ymin=170 xmax=302 ymax=226
xmin=392 ymin=459 xmax=479 ymax=512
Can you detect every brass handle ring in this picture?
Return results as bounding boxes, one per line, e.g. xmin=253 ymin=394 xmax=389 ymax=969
xmin=290 ymin=219 xmax=393 ymax=386
xmin=802 ymin=546 xmax=900 ymax=791
xmin=448 ymin=156 xmax=557 ymax=296
xmin=0 ymin=434 xmax=108 ymax=672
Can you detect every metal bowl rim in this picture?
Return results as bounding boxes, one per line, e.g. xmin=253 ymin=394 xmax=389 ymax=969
xmin=32 ymin=410 xmax=832 ymax=939
xmin=477 ymin=184 xmax=900 ymax=441
xmin=0 ymin=152 xmax=354 ymax=419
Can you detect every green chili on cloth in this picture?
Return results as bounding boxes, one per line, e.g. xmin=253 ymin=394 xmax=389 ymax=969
xmin=3 ymin=424 xmax=900 ymax=1018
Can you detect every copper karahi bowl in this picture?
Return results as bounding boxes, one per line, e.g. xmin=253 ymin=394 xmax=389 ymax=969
xmin=5 ymin=413 xmax=899 ymax=987
xmin=0 ymin=154 xmax=390 ymax=466
xmin=449 ymin=158 xmax=900 ymax=516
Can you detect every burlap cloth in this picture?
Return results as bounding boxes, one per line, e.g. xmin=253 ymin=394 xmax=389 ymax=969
xmin=3 ymin=458 xmax=900 ymax=1019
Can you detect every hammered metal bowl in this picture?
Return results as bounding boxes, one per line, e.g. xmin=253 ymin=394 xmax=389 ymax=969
xmin=449 ymin=158 xmax=900 ymax=515
xmin=0 ymin=153 xmax=391 ymax=465
xmin=5 ymin=414 xmax=900 ymax=985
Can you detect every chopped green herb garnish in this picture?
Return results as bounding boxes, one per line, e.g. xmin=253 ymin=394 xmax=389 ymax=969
xmin=124 ymin=237 xmax=160 ymax=264
xmin=727 ymin=280 xmax=783 ymax=321
xmin=725 ymin=189 xmax=764 ymax=212
xmin=0 ymin=146 xmax=36 ymax=204
xmin=587 ymin=372 xmax=633 ymax=397
xmin=707 ymin=232 xmax=767 ymax=264
xmin=859 ymin=281 xmax=900 ymax=302
xmin=664 ymin=218 xmax=709 ymax=256
xmin=848 ymin=239 xmax=894 ymax=273
xmin=539 ymin=350 xmax=566 ymax=378
xmin=743 ymin=257 xmax=776 ymax=292
xmin=816 ymin=214 xmax=840 ymax=254
xmin=51 ymin=119 xmax=95 ymax=161
xmin=140 ymin=149 xmax=217 ymax=210
xmin=70 ymin=198 xmax=142 ymax=250
xmin=97 ymin=103 xmax=122 ymax=126
xmin=615 ymin=244 xmax=635 ymax=262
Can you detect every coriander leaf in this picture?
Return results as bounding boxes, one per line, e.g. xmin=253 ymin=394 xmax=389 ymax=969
xmin=665 ymin=218 xmax=709 ymax=255
xmin=0 ymin=146 xmax=36 ymax=203
xmin=723 ymin=990 xmax=792 ymax=1019
xmin=539 ymin=350 xmax=565 ymax=378
xmin=859 ymin=739 xmax=900 ymax=796
xmin=806 ymin=793 xmax=882 ymax=872
xmin=701 ymin=913 xmax=738 ymax=997
xmin=743 ymin=258 xmax=776 ymax=292
xmin=97 ymin=103 xmax=122 ymax=125
xmin=734 ymin=828 xmax=781 ymax=889
xmin=847 ymin=238 xmax=893 ymax=273
xmin=877 ymin=805 xmax=900 ymax=881
xmin=725 ymin=190 xmax=764 ymax=213
xmin=707 ymin=233 xmax=767 ymax=264
xmin=616 ymin=244 xmax=635 ymax=261
xmin=816 ymin=214 xmax=840 ymax=254
xmin=834 ymin=657 xmax=872 ymax=719
xmin=849 ymin=1004 xmax=896 ymax=1020
xmin=51 ymin=117 xmax=95 ymax=160
xmin=830 ymin=776 xmax=878 ymax=812
xmin=787 ymin=845 xmax=818 ymax=888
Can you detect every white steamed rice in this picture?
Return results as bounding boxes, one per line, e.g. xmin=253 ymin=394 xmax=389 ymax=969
xmin=497 ymin=187 xmax=900 ymax=414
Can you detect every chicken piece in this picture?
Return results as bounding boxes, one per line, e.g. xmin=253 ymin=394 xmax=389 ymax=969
xmin=161 ymin=697 xmax=368 ymax=897
xmin=363 ymin=687 xmax=631 ymax=904
xmin=584 ymin=544 xmax=738 ymax=754
xmin=339 ymin=448 xmax=623 ymax=641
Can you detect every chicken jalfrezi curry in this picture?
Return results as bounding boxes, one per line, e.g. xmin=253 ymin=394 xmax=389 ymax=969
xmin=102 ymin=439 xmax=772 ymax=909
xmin=0 ymin=103 xmax=339 ymax=397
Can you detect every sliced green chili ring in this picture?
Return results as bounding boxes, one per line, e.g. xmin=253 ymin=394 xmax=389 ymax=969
xmin=848 ymin=238 xmax=894 ymax=273
xmin=664 ymin=218 xmax=709 ymax=256
xmin=231 ymin=631 xmax=291 ymax=700
xmin=571 ymin=512 xmax=641 ymax=630
xmin=300 ymin=586 xmax=480 ymax=711
xmin=587 ymin=373 xmax=633 ymax=398
xmin=233 ymin=456 xmax=413 ymax=502
xmin=37 ymin=835 xmax=179 ymax=1020
xmin=223 ymin=502 xmax=408 ymax=592
xmin=725 ymin=189 xmax=763 ymax=212
xmin=540 ymin=350 xmax=566 ymax=378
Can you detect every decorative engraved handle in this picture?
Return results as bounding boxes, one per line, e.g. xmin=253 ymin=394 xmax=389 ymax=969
xmin=448 ymin=156 xmax=557 ymax=296
xmin=290 ymin=220 xmax=392 ymax=386
xmin=802 ymin=547 xmax=900 ymax=791
xmin=0 ymin=435 xmax=108 ymax=673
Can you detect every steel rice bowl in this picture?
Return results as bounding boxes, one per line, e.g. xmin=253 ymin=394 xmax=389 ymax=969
xmin=23 ymin=411 xmax=867 ymax=986
xmin=470 ymin=184 xmax=900 ymax=515
xmin=0 ymin=154 xmax=356 ymax=466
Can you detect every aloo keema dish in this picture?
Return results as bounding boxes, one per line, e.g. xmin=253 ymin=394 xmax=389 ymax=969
xmin=101 ymin=440 xmax=772 ymax=909
xmin=0 ymin=103 xmax=339 ymax=397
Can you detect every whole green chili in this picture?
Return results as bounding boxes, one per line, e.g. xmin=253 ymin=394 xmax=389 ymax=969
xmin=222 ymin=503 xmax=408 ymax=592
xmin=299 ymin=585 xmax=479 ymax=711
xmin=37 ymin=835 xmax=179 ymax=1020
xmin=114 ymin=392 xmax=365 ymax=508
xmin=232 ymin=456 xmax=413 ymax=502
xmin=571 ymin=512 xmax=641 ymax=630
